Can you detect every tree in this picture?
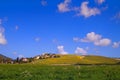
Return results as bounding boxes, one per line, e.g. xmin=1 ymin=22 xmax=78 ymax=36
xmin=16 ymin=57 xmax=19 ymax=63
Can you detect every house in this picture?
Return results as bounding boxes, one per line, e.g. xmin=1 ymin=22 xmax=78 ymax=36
xmin=50 ymin=54 xmax=58 ymax=58
xmin=44 ymin=53 xmax=50 ymax=59
xmin=20 ymin=58 xmax=28 ymax=62
xmin=34 ymin=53 xmax=61 ymax=60
xmin=34 ymin=55 xmax=40 ymax=59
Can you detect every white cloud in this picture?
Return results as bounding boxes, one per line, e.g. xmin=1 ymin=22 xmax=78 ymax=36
xmin=95 ymin=0 xmax=105 ymax=4
xmin=94 ymin=38 xmax=111 ymax=46
xmin=57 ymin=0 xmax=71 ymax=12
xmin=0 ymin=33 xmax=7 ymax=45
xmin=73 ymin=37 xmax=81 ymax=42
xmin=75 ymin=47 xmax=87 ymax=55
xmin=57 ymin=1 xmax=103 ymax=18
xmin=81 ymin=32 xmax=101 ymax=42
xmin=0 ymin=25 xmax=7 ymax=45
xmin=112 ymin=42 xmax=120 ymax=48
xmin=74 ymin=32 xmax=111 ymax=46
xmin=77 ymin=1 xmax=100 ymax=18
xmin=57 ymin=45 xmax=68 ymax=55
xmin=15 ymin=25 xmax=19 ymax=30
xmin=41 ymin=0 xmax=47 ymax=6
xmin=35 ymin=37 xmax=40 ymax=42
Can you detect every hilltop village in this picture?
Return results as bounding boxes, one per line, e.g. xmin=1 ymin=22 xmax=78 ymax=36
xmin=0 ymin=53 xmax=60 ymax=64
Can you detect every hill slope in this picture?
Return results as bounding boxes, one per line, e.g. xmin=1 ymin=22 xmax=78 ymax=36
xmin=33 ymin=55 xmax=119 ymax=65
xmin=0 ymin=54 xmax=12 ymax=63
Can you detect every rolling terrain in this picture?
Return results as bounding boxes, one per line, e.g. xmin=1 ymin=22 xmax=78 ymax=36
xmin=0 ymin=54 xmax=120 ymax=80
xmin=33 ymin=54 xmax=119 ymax=65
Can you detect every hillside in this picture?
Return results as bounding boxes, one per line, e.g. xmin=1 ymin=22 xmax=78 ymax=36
xmin=0 ymin=54 xmax=12 ymax=63
xmin=33 ymin=54 xmax=119 ymax=65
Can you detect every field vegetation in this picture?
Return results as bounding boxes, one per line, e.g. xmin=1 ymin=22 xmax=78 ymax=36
xmin=0 ymin=54 xmax=120 ymax=80
xmin=33 ymin=55 xmax=119 ymax=65
xmin=0 ymin=64 xmax=120 ymax=80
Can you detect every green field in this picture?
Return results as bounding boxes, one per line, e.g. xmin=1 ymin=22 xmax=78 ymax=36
xmin=0 ymin=64 xmax=120 ymax=80
xmin=34 ymin=55 xmax=119 ymax=65
xmin=0 ymin=55 xmax=120 ymax=80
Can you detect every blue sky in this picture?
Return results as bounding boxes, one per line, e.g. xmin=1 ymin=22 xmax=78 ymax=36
xmin=0 ymin=0 xmax=120 ymax=58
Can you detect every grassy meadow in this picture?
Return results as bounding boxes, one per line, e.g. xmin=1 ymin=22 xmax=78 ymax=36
xmin=0 ymin=64 xmax=120 ymax=80
xmin=34 ymin=55 xmax=119 ymax=65
xmin=0 ymin=55 xmax=120 ymax=80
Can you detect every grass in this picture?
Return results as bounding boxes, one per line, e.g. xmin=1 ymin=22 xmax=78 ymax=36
xmin=0 ymin=64 xmax=120 ymax=80
xmin=33 ymin=55 xmax=119 ymax=65
xmin=0 ymin=55 xmax=120 ymax=80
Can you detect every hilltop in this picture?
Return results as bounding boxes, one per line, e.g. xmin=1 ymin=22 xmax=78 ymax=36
xmin=33 ymin=54 xmax=120 ymax=65
xmin=0 ymin=53 xmax=119 ymax=65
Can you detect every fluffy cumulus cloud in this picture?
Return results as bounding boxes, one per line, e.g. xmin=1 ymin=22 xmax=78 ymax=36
xmin=77 ymin=1 xmax=100 ymax=18
xmin=0 ymin=33 xmax=7 ymax=45
xmin=57 ymin=0 xmax=71 ymax=12
xmin=57 ymin=0 xmax=103 ymax=18
xmin=75 ymin=47 xmax=87 ymax=55
xmin=81 ymin=32 xmax=101 ymax=42
xmin=74 ymin=32 xmax=111 ymax=46
xmin=57 ymin=45 xmax=68 ymax=55
xmin=94 ymin=38 xmax=111 ymax=46
xmin=0 ymin=22 xmax=7 ymax=45
xmin=95 ymin=0 xmax=105 ymax=4
xmin=112 ymin=42 xmax=120 ymax=48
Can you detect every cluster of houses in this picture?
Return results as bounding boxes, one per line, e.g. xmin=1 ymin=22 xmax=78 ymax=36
xmin=16 ymin=53 xmax=60 ymax=63
xmin=0 ymin=58 xmax=13 ymax=64
xmin=34 ymin=53 xmax=60 ymax=60
xmin=0 ymin=53 xmax=60 ymax=64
